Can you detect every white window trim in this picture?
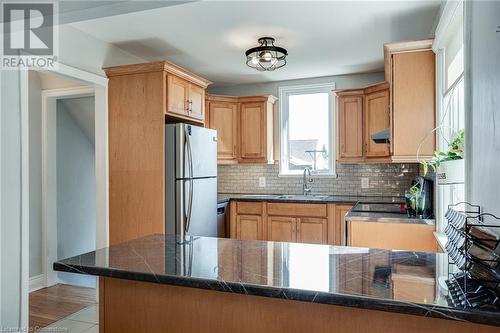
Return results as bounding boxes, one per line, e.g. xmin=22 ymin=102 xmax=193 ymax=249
xmin=278 ymin=82 xmax=336 ymax=177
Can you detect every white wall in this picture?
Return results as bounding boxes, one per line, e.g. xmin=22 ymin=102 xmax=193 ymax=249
xmin=1 ymin=20 xmax=146 ymax=328
xmin=56 ymin=98 xmax=96 ymax=288
xmin=28 ymin=72 xmax=43 ymax=279
xmin=208 ymin=72 xmax=385 ymax=96
xmin=467 ymin=0 xmax=500 ymax=216
xmin=1 ymin=69 xmax=26 ymax=329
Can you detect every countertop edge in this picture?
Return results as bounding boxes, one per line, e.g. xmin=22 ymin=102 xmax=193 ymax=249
xmin=53 ymin=261 xmax=500 ymax=327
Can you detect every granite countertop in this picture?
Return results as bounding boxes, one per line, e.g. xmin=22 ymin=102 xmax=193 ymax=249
xmin=217 ymin=193 xmax=404 ymax=205
xmin=345 ymin=211 xmax=435 ymax=225
xmin=54 ymin=234 xmax=500 ymax=327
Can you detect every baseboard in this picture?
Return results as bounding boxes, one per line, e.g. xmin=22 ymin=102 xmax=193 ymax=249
xmin=29 ymin=274 xmax=45 ymax=292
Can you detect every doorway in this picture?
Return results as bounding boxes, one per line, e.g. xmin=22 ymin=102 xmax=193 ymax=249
xmin=26 ymin=69 xmax=107 ymax=332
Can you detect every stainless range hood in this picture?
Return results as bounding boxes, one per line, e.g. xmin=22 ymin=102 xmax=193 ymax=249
xmin=371 ymin=128 xmax=390 ymax=144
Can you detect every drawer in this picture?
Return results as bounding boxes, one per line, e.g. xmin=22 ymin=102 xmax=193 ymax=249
xmin=267 ymin=203 xmax=327 ymax=217
xmin=236 ymin=201 xmax=263 ymax=215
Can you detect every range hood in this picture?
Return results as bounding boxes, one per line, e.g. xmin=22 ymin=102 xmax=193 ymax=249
xmin=371 ymin=128 xmax=390 ymax=144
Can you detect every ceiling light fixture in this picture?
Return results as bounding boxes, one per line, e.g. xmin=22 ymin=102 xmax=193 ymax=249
xmin=245 ymin=37 xmax=287 ymax=71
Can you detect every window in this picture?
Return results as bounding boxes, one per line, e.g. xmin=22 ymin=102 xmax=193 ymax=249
xmin=279 ymin=83 xmax=336 ymax=176
xmin=434 ymin=1 xmax=465 ymax=232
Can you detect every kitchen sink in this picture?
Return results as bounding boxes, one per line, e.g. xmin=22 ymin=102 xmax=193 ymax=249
xmin=276 ymin=194 xmax=330 ymax=200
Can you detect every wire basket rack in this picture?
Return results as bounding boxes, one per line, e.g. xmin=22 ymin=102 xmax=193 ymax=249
xmin=444 ymin=202 xmax=500 ymax=309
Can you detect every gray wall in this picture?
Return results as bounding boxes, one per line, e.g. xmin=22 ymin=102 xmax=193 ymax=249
xmin=28 ymin=72 xmax=43 ymax=278
xmin=467 ymin=1 xmax=500 ymax=216
xmin=56 ymin=97 xmax=96 ymax=288
xmin=208 ymin=72 xmax=385 ymax=96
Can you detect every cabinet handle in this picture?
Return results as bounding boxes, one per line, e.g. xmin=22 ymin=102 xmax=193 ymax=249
xmin=188 ymin=100 xmax=193 ymax=112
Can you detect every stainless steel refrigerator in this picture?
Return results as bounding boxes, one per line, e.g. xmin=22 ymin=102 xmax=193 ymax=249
xmin=165 ymin=123 xmax=218 ymax=238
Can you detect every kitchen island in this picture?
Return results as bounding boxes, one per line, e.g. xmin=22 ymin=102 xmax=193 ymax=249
xmin=54 ymin=234 xmax=500 ymax=333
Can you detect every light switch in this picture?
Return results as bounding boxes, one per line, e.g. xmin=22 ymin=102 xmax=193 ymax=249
xmin=258 ymin=177 xmax=266 ymax=187
xmin=361 ymin=177 xmax=369 ymax=189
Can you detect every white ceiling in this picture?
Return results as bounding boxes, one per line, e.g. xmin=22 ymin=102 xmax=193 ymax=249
xmin=69 ymin=1 xmax=441 ymax=87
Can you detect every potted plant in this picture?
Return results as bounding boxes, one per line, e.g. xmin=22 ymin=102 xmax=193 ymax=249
xmin=421 ymin=129 xmax=464 ymax=184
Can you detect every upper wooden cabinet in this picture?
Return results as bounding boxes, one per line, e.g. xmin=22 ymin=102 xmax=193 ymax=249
xmin=337 ymin=93 xmax=364 ymax=161
xmin=206 ymin=96 xmax=238 ymax=163
xmin=384 ymin=40 xmax=436 ymax=162
xmin=104 ymin=60 xmax=210 ymax=245
xmin=335 ymin=82 xmax=390 ymax=163
xmin=206 ymin=94 xmax=277 ymax=164
xmin=364 ymin=87 xmax=390 ymax=158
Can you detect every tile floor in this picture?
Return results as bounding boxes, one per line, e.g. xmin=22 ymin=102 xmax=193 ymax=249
xmin=39 ymin=304 xmax=98 ymax=332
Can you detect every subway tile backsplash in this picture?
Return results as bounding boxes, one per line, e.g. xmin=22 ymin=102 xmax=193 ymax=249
xmin=218 ymin=163 xmax=420 ymax=197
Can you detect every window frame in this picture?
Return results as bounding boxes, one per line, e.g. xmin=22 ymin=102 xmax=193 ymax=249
xmin=278 ymin=82 xmax=336 ymax=177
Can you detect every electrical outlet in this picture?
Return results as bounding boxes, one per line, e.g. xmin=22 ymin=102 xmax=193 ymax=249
xmin=361 ymin=177 xmax=369 ymax=189
xmin=258 ymin=177 xmax=266 ymax=187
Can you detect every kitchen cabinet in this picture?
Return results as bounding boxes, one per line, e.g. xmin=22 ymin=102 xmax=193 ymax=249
xmin=337 ymin=93 xmax=364 ymax=161
xmin=364 ymin=88 xmax=390 ymax=157
xmin=238 ymin=96 xmax=276 ymax=163
xmin=335 ymin=82 xmax=390 ymax=163
xmin=230 ymin=201 xmax=265 ymax=241
xmin=384 ymin=40 xmax=436 ymax=162
xmin=236 ymin=215 xmax=264 ymax=241
xmin=167 ymin=75 xmax=206 ymax=121
xmin=205 ymin=94 xmax=277 ymax=164
xmin=347 ymin=220 xmax=437 ymax=252
xmin=230 ymin=201 xmax=341 ymax=245
xmin=104 ymin=60 xmax=211 ymax=245
xmin=297 ymin=217 xmax=327 ymax=244
xmin=334 ymin=205 xmax=353 ymax=245
xmin=267 ymin=216 xmax=296 ymax=242
xmin=167 ymin=75 xmax=189 ymax=116
xmin=206 ymin=96 xmax=239 ymax=163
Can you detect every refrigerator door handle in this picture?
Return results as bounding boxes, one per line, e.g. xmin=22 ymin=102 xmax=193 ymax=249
xmin=184 ymin=125 xmax=194 ymax=233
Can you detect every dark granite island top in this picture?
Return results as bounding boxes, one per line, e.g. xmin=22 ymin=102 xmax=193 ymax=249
xmin=54 ymin=234 xmax=500 ymax=329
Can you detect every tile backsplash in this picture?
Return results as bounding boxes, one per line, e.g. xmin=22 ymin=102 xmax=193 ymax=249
xmin=218 ymin=163 xmax=420 ymax=197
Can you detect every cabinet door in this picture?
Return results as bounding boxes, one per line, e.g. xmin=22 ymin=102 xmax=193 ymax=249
xmin=338 ymin=96 xmax=364 ymax=159
xmin=392 ymin=50 xmax=436 ymax=161
xmin=365 ymin=89 xmax=390 ymax=157
xmin=167 ymin=75 xmax=189 ymax=116
xmin=208 ymin=102 xmax=238 ymax=161
xmin=239 ymin=102 xmax=265 ymax=161
xmin=297 ymin=217 xmax=327 ymax=244
xmin=236 ymin=214 xmax=263 ymax=240
xmin=267 ymin=216 xmax=296 ymax=242
xmin=335 ymin=205 xmax=352 ymax=246
xmin=188 ymin=83 xmax=205 ymax=121
xmin=348 ymin=220 xmax=437 ymax=252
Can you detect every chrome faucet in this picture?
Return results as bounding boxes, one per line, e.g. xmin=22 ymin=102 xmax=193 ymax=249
xmin=302 ymin=167 xmax=313 ymax=195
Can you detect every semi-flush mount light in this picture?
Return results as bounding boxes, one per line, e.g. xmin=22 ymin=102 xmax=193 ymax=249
xmin=245 ymin=37 xmax=288 ymax=71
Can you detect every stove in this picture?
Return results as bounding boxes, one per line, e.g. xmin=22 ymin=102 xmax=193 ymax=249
xmin=351 ymin=202 xmax=406 ymax=214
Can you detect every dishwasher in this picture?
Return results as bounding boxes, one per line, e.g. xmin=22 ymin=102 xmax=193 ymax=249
xmin=217 ymin=202 xmax=228 ymax=238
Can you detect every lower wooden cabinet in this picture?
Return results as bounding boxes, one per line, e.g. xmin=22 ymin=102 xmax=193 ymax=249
xmin=235 ymin=214 xmax=264 ymax=241
xmin=347 ymin=220 xmax=437 ymax=252
xmin=297 ymin=217 xmax=327 ymax=244
xmin=267 ymin=216 xmax=296 ymax=242
xmin=230 ymin=201 xmax=351 ymax=245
